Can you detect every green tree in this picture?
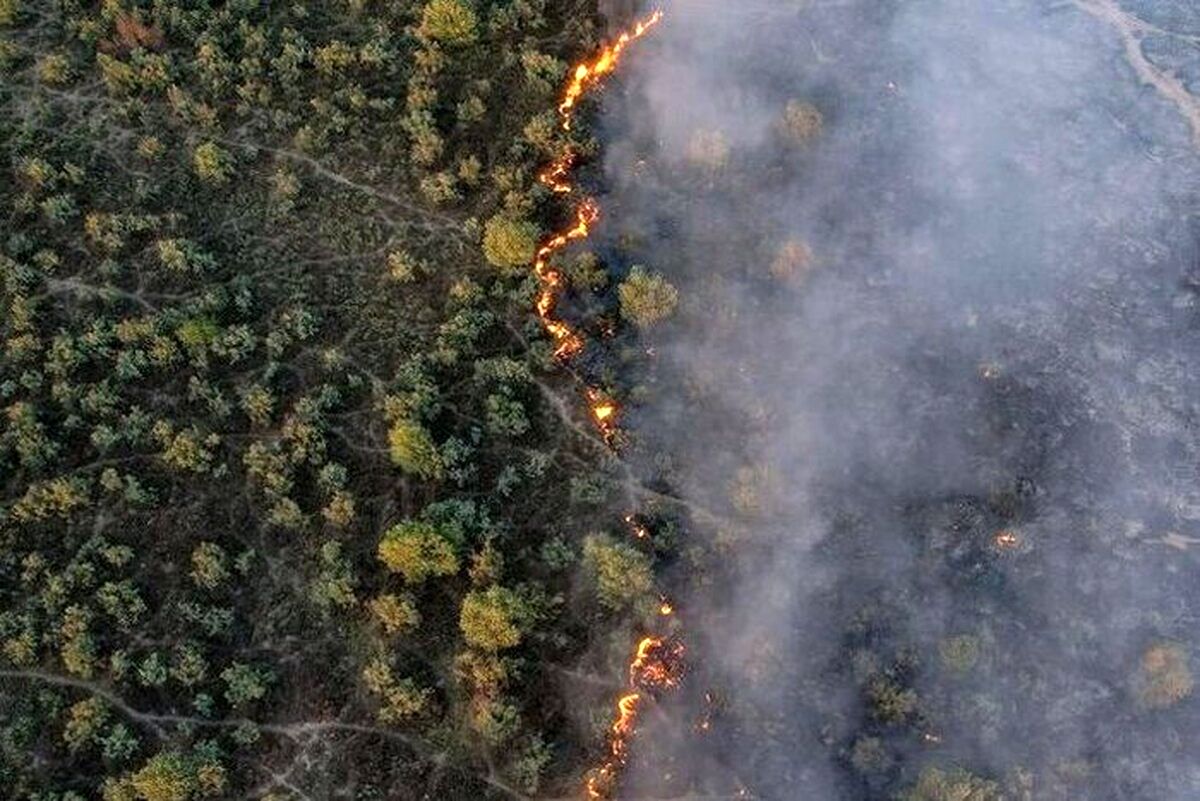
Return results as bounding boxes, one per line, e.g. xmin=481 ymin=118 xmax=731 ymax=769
xmin=221 ymin=662 xmax=272 ymax=707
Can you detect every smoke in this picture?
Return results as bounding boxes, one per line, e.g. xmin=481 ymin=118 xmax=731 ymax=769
xmin=597 ymin=0 xmax=1200 ymax=797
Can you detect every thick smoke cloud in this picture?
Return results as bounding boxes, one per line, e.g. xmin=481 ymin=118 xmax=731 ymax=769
xmin=598 ymin=0 xmax=1200 ymax=798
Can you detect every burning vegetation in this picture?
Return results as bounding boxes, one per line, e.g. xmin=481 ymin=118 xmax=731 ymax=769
xmin=526 ymin=9 xmax=686 ymax=797
xmin=530 ymin=9 xmax=662 ymax=436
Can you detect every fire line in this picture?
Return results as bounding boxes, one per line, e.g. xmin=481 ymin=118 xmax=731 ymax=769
xmin=527 ymin=9 xmax=687 ymax=798
xmin=531 ymin=9 xmax=664 ymax=440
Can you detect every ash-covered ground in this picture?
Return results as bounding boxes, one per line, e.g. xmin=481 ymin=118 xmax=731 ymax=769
xmin=597 ymin=1 xmax=1200 ymax=798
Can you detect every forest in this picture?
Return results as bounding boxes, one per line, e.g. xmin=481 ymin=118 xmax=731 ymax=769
xmin=5 ymin=1 xmax=1199 ymax=800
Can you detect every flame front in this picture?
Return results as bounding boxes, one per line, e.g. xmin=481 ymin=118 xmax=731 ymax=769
xmin=531 ymin=12 xmax=664 ymax=435
xmin=558 ymin=11 xmax=665 ymax=130
xmin=528 ymin=11 xmax=679 ymax=798
xmin=586 ymin=634 xmax=686 ymax=798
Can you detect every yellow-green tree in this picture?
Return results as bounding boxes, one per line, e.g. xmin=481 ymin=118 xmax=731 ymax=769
xmin=420 ymin=0 xmax=478 ymax=45
xmin=130 ymin=751 xmax=195 ymax=801
xmin=459 ymin=586 xmax=531 ymax=651
xmin=902 ymin=767 xmax=1002 ymax=801
xmin=387 ymin=418 xmax=442 ymax=479
xmin=378 ymin=521 xmax=459 ymax=583
xmin=369 ymin=593 xmax=421 ymax=635
xmin=192 ymin=142 xmax=231 ymax=184
xmin=779 ymin=99 xmax=823 ymax=145
xmin=63 ymin=696 xmax=108 ymax=752
xmin=483 ymin=215 xmax=538 ymax=269
xmin=582 ymin=535 xmax=653 ymax=611
xmin=618 ymin=266 xmax=678 ymax=329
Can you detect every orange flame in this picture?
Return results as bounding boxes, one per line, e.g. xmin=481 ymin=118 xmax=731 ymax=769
xmin=624 ymin=514 xmax=650 ymax=539
xmin=586 ymin=634 xmax=686 ymax=799
xmin=530 ymin=11 xmax=659 ymax=440
xmin=630 ymin=636 xmax=686 ymax=691
xmin=994 ymin=530 xmax=1020 ymax=550
xmin=529 ymin=13 xmax=678 ymax=798
xmin=587 ymin=388 xmax=620 ymax=442
xmin=559 ymin=11 xmax=665 ymax=130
